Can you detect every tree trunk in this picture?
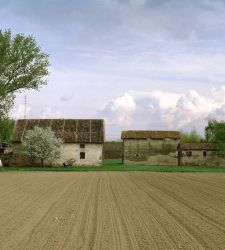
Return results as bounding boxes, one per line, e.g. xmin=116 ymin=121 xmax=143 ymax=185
xmin=41 ymin=159 xmax=44 ymax=168
xmin=177 ymin=143 xmax=181 ymax=166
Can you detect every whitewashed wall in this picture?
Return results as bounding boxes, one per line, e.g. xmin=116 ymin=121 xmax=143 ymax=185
xmin=11 ymin=143 xmax=103 ymax=166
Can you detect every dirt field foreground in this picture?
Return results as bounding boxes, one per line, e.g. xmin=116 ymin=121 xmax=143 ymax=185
xmin=0 ymin=172 xmax=225 ymax=250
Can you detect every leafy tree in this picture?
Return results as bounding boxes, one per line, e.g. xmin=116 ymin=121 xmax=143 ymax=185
xmin=0 ymin=117 xmax=15 ymax=143
xmin=0 ymin=93 xmax=14 ymax=118
xmin=0 ymin=29 xmax=49 ymax=116
xmin=180 ymin=127 xmax=203 ymax=143
xmin=205 ymin=119 xmax=225 ymax=156
xmin=22 ymin=126 xmax=63 ymax=167
xmin=205 ymin=119 xmax=217 ymax=142
xmin=213 ymin=121 xmax=225 ymax=156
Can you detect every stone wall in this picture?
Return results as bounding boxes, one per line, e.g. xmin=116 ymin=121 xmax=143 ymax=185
xmin=181 ymin=150 xmax=225 ymax=167
xmin=8 ymin=143 xmax=103 ymax=167
xmin=123 ymin=138 xmax=179 ymax=165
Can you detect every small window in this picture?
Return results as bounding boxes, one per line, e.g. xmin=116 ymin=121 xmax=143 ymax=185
xmin=186 ymin=151 xmax=192 ymax=157
xmin=203 ymin=151 xmax=207 ymax=157
xmin=80 ymin=152 xmax=85 ymax=159
xmin=80 ymin=144 xmax=85 ymax=148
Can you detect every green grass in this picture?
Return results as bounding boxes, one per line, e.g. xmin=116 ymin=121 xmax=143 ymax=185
xmin=1 ymin=159 xmax=225 ymax=172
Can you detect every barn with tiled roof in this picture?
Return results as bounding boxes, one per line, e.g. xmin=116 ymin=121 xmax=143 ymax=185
xmin=11 ymin=119 xmax=105 ymax=166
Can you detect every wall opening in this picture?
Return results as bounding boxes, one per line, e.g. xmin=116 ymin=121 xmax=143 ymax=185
xmin=203 ymin=151 xmax=207 ymax=157
xmin=80 ymin=152 xmax=85 ymax=159
xmin=186 ymin=151 xmax=192 ymax=157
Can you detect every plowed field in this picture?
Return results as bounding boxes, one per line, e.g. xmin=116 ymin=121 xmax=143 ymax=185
xmin=0 ymin=172 xmax=225 ymax=250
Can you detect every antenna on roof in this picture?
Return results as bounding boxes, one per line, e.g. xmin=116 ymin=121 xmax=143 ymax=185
xmin=24 ymin=95 xmax=27 ymax=119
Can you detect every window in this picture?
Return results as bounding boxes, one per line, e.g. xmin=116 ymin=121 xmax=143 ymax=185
xmin=80 ymin=144 xmax=85 ymax=148
xmin=203 ymin=151 xmax=207 ymax=157
xmin=80 ymin=152 xmax=85 ymax=159
xmin=186 ymin=151 xmax=192 ymax=157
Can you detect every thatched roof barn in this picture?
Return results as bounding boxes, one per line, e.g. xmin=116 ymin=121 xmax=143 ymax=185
xmin=121 ymin=130 xmax=180 ymax=165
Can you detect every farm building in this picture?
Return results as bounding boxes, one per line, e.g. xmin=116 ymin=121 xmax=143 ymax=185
xmin=179 ymin=143 xmax=225 ymax=167
xmin=121 ymin=130 xmax=180 ymax=165
xmin=10 ymin=119 xmax=105 ymax=166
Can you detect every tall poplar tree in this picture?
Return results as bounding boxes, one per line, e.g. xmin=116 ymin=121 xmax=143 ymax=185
xmin=0 ymin=29 xmax=49 ymax=117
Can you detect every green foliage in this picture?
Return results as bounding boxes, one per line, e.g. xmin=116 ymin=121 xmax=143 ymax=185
xmin=205 ymin=119 xmax=225 ymax=156
xmin=205 ymin=119 xmax=217 ymax=142
xmin=22 ymin=126 xmax=63 ymax=167
xmin=0 ymin=29 xmax=49 ymax=116
xmin=214 ymin=121 xmax=225 ymax=156
xmin=0 ymin=117 xmax=15 ymax=143
xmin=180 ymin=127 xmax=202 ymax=143
xmin=0 ymin=93 xmax=14 ymax=118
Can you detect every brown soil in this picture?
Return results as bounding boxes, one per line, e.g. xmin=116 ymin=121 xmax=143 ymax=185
xmin=0 ymin=172 xmax=225 ymax=249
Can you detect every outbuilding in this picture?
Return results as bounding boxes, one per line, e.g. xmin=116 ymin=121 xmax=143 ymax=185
xmin=179 ymin=143 xmax=225 ymax=166
xmin=11 ymin=119 xmax=105 ymax=166
xmin=121 ymin=130 xmax=180 ymax=165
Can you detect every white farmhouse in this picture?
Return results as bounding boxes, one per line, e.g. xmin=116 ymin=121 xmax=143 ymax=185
xmin=11 ymin=119 xmax=105 ymax=166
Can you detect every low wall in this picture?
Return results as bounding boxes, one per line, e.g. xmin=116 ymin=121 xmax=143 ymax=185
xmin=7 ymin=143 xmax=103 ymax=167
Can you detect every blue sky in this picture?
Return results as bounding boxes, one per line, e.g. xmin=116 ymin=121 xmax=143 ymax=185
xmin=1 ymin=0 xmax=225 ymax=139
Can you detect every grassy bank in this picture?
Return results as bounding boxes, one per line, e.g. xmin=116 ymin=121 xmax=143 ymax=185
xmin=1 ymin=159 xmax=225 ymax=172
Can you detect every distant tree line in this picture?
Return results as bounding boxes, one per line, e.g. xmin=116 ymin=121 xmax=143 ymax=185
xmin=180 ymin=127 xmax=203 ymax=143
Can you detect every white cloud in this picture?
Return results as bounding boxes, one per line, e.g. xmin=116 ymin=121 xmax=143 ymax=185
xmin=100 ymin=93 xmax=136 ymax=128
xmin=111 ymin=93 xmax=136 ymax=112
xmin=99 ymin=86 xmax=225 ymax=139
xmin=10 ymin=104 xmax=62 ymax=120
xmin=4 ymin=0 xmax=225 ymax=142
xmin=39 ymin=107 xmax=62 ymax=119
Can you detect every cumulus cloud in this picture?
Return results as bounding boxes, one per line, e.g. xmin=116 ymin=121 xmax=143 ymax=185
xmin=99 ymin=86 xmax=225 ymax=139
xmin=10 ymin=105 xmax=62 ymax=120
xmin=100 ymin=93 xmax=136 ymax=128
xmin=39 ymin=107 xmax=62 ymax=119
